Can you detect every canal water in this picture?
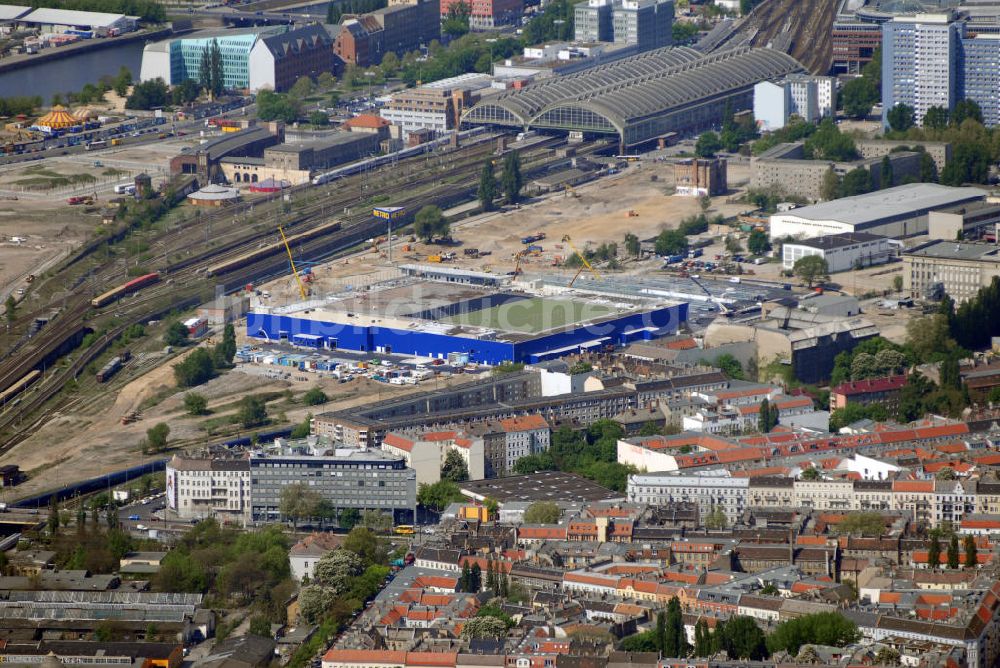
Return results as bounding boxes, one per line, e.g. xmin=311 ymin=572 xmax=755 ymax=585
xmin=0 ymin=40 xmax=146 ymax=105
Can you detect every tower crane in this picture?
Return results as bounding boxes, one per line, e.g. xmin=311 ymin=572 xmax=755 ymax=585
xmin=562 ymin=235 xmax=601 ymax=287
xmin=279 ymin=225 xmax=308 ymax=300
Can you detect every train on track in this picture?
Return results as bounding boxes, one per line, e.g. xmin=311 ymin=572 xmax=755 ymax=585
xmin=310 ymin=127 xmax=490 ymax=186
xmin=91 ymin=273 xmax=161 ymax=308
xmin=0 ymin=369 xmax=41 ymax=407
xmin=205 ymin=221 xmax=342 ymax=277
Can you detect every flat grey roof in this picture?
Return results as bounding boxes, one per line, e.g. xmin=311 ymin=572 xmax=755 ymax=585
xmin=0 ymin=5 xmax=31 ymax=20
xmin=266 ymin=132 xmax=373 ymax=153
xmin=776 ymin=183 xmax=986 ymax=226
xmin=904 ymin=240 xmax=1000 ymax=262
xmin=788 ymin=232 xmax=887 ymax=250
xmin=460 ymin=471 xmax=622 ymax=503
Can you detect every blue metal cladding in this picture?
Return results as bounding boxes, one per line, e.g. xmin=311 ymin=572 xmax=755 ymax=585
xmin=246 ymin=303 xmax=688 ymax=364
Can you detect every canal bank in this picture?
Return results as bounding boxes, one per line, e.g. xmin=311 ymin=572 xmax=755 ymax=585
xmin=0 ymin=27 xmax=172 ymax=76
xmin=0 ymin=28 xmax=174 ymax=103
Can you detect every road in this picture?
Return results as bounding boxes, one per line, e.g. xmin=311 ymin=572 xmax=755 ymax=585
xmin=0 ymin=97 xmax=251 ymax=166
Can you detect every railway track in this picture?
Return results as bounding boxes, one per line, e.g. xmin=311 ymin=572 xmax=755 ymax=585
xmin=0 ymin=135 xmax=575 ymax=448
xmin=722 ymin=0 xmax=837 ymax=74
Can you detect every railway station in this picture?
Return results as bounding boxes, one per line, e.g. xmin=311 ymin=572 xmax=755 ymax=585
xmin=462 ymin=46 xmax=804 ymax=148
xmin=246 ymin=269 xmax=688 ymax=365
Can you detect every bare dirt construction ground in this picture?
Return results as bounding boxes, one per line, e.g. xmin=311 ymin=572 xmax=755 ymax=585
xmin=0 ymin=338 xmax=481 ymax=500
xmin=257 ymin=159 xmax=756 ymax=303
xmin=0 ymin=194 xmax=92 ymax=300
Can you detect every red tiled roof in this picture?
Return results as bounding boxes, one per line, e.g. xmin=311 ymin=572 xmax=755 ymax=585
xmin=382 ymin=432 xmax=414 ymax=452
xmin=893 ymin=480 xmax=934 ymax=493
xmin=499 ymin=414 xmax=549 ymax=432
xmin=344 ymin=114 xmax=389 ymax=129
xmin=664 ymin=338 xmax=698 ymax=350
xmin=831 ymin=374 xmax=907 ymax=397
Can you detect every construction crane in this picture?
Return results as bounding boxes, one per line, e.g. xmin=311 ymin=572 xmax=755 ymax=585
xmin=513 ymin=249 xmax=527 ymax=276
xmin=279 ymin=225 xmax=308 ymax=300
xmin=688 ymin=273 xmax=731 ymax=316
xmin=562 ymin=235 xmax=601 ymax=287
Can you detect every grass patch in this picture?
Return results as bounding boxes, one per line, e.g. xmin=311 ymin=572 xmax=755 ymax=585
xmin=442 ymin=297 xmax=618 ymax=334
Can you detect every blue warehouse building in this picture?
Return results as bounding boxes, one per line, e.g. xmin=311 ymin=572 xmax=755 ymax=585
xmin=247 ymin=298 xmax=687 ymax=365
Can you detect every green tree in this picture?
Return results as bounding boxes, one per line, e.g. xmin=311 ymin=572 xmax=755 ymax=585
xmin=887 ymin=103 xmax=915 ymax=133
xmin=747 ymin=229 xmax=770 ymax=256
xmin=211 ymin=323 xmax=237 ymax=368
xmin=654 ymin=229 xmax=688 ymax=256
xmin=309 ymin=111 xmax=330 ymax=126
xmin=624 ymin=232 xmax=641 ymax=257
xmin=125 ymin=78 xmax=170 ymax=110
xmin=879 ymin=155 xmax=894 ymax=189
xmin=477 ymin=161 xmax=497 ymax=212
xmin=840 ymin=167 xmax=872 ymax=196
xmin=303 ymin=387 xmax=328 ymax=406
xmin=417 ymin=480 xmax=463 ymax=511
xmin=279 ymin=483 xmax=321 ymax=527
xmin=947 ymin=534 xmax=960 ymax=569
xmin=298 ymin=584 xmax=334 ymax=623
xmin=146 ymin=422 xmax=170 ymax=452
xmin=725 ymin=234 xmax=743 ymax=255
xmin=248 ymin=615 xmax=271 ymax=638
xmin=835 ymin=511 xmax=884 ymax=536
xmin=695 ymin=131 xmax=722 ymax=158
xmin=693 ymin=618 xmax=711 ymax=656
xmin=965 ymin=535 xmax=978 ymax=568
xmin=173 ymin=348 xmax=215 ymax=387
xmin=379 ymin=52 xmax=399 ymax=78
xmin=922 ymin=105 xmax=949 ymax=130
xmin=289 ymin=75 xmax=314 ymax=99
xmin=461 ymin=616 xmax=508 ymax=640
xmin=766 ymin=612 xmax=859 ymax=655
xmin=171 ymin=78 xmax=200 ymax=106
xmin=672 ymin=20 xmax=699 ymax=43
xmin=840 ymin=76 xmax=878 ymax=118
xmin=208 ymin=40 xmax=224 ymax=98
xmin=4 ymin=295 xmax=14 ymax=324
xmin=793 ymin=255 xmax=829 ymax=287
xmin=951 ymin=99 xmax=983 ymax=126
xmin=804 ymin=119 xmax=857 ymax=161
xmin=927 ymin=534 xmax=941 ymax=569
xmin=523 ymin=501 xmax=561 ymax=524
xmin=919 ymin=150 xmax=938 ymax=182
xmin=256 ymin=89 xmax=302 ymax=123
xmin=758 ymin=398 xmax=778 ymax=432
xmin=893 ymin=275 xmax=903 ymax=292
xmin=501 ymin=152 xmax=523 ymax=204
xmin=939 ymin=355 xmax=961 ymax=390
xmin=183 ymin=392 xmax=208 ymax=416
xmin=339 ymin=507 xmax=361 ymax=530
xmin=113 ymin=65 xmax=133 ymax=97
xmin=343 ymin=526 xmax=387 ymax=565
xmin=163 ymin=321 xmax=189 ymax=347
xmin=705 ymin=506 xmax=727 ymax=529
xmin=715 ymin=616 xmax=768 ymax=660
xmin=414 ymin=205 xmax=449 ymax=241
xmin=800 ymin=467 xmax=820 ymax=480
xmin=441 ymin=449 xmax=470 ymax=483
xmin=711 ymin=352 xmax=744 ymax=379
xmin=820 ymin=166 xmax=841 ymax=201
xmin=663 ymin=596 xmax=687 ymax=657
xmin=238 ymin=395 xmax=268 ymax=428
xmin=442 ymin=0 xmax=471 ymax=37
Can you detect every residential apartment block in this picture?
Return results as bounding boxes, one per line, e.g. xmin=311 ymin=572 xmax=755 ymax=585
xmin=574 ymin=0 xmax=673 ymax=49
xmin=882 ymin=13 xmax=1000 ymax=127
xmin=753 ymin=75 xmax=835 ymax=131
